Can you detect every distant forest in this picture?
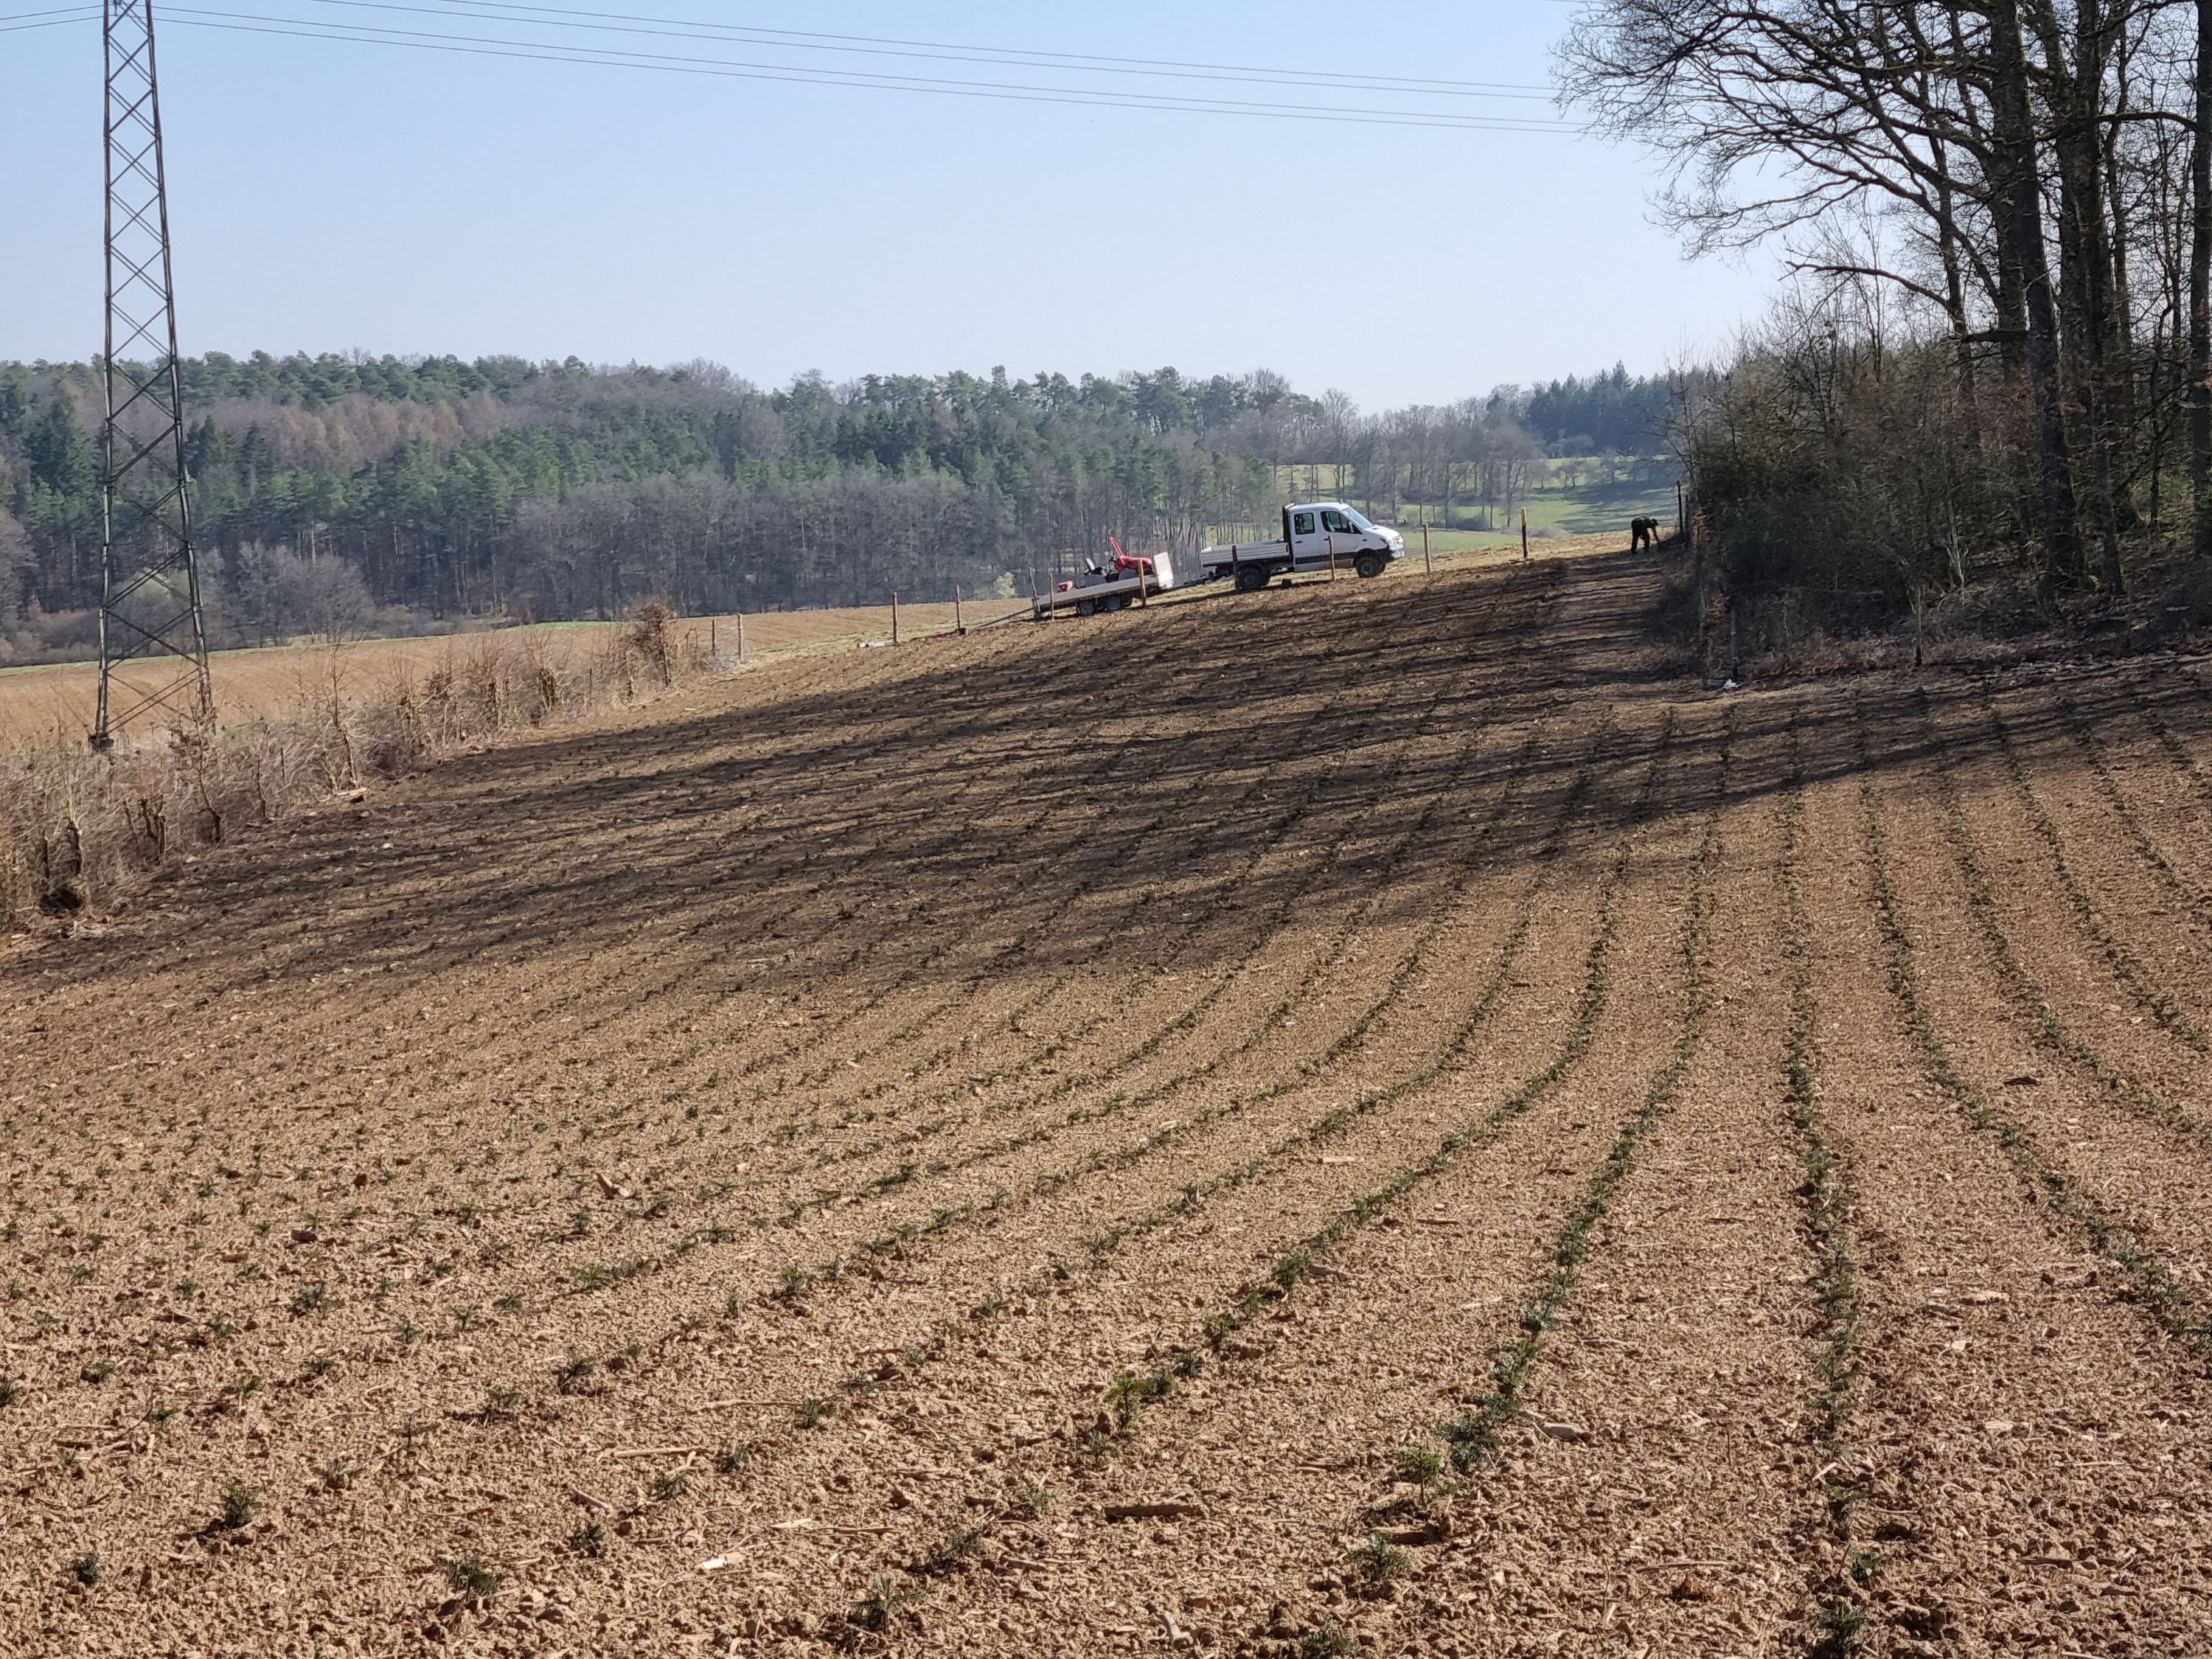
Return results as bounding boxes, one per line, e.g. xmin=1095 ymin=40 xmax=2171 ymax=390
xmin=0 ymin=353 xmax=1688 ymax=656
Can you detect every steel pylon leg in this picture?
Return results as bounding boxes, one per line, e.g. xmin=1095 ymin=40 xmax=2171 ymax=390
xmin=92 ymin=0 xmax=212 ymax=751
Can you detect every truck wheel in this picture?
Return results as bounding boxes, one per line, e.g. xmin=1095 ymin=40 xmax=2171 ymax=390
xmin=1234 ymin=564 xmax=1270 ymax=594
xmin=1074 ymin=597 xmax=1096 ymax=617
xmin=1354 ymin=552 xmax=1385 ymax=580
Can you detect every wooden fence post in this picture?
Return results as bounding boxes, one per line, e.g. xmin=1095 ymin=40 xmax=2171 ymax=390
xmin=1328 ymin=532 xmax=1338 ymax=581
xmin=1422 ymin=521 xmax=1432 ymax=577
xmin=710 ymin=617 xmax=717 ymax=661
xmin=736 ymin=611 xmax=747 ymax=663
xmin=954 ymin=584 xmax=964 ymax=632
xmin=891 ymin=592 xmax=900 ymax=644
xmin=1521 ymin=510 xmax=1529 ymax=563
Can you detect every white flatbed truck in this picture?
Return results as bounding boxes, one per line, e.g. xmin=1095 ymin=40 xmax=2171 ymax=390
xmin=1200 ymin=503 xmax=1406 ymax=591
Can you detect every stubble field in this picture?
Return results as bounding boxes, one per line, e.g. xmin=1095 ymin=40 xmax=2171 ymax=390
xmin=1 ymin=543 xmax=2208 ymax=1658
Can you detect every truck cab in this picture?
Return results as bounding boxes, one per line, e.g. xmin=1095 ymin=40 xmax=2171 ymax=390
xmin=1199 ymin=502 xmax=1405 ymax=591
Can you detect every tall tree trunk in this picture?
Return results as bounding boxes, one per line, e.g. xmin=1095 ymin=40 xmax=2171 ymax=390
xmin=1992 ymin=0 xmax=2084 ymax=588
xmin=1933 ymin=139 xmax=1981 ymax=452
xmin=2194 ymin=0 xmax=2212 ymax=560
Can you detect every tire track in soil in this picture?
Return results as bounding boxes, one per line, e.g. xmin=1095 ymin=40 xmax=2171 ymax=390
xmin=195 ymin=622 xmax=1175 ymax=1099
xmin=4 ymin=575 xmax=1593 ymax=1628
xmin=1907 ymin=684 xmax=2212 ymax=1151
xmin=655 ymin=575 xmax=1540 ymax=1119
xmin=4 ymin=625 xmax=1481 ymax=1468
xmin=0 ymin=572 xmax=1543 ymax=1450
xmin=1253 ymin=697 xmax=1832 ymax=1659
xmin=2051 ymin=685 xmax=2212 ymax=935
xmin=695 ymin=672 xmax=1690 ymax=1655
xmin=1787 ymin=692 xmax=2212 ymax=1658
xmin=545 ymin=587 xmax=1481 ymax=1091
xmin=36 ymin=549 xmax=2212 ymax=1659
xmin=827 ymin=695 xmax=1708 ymax=1655
xmin=1963 ymin=679 xmax=2212 ymax=1050
xmin=13 ymin=584 xmax=1610 ymax=1655
xmin=723 ymin=588 xmax=1521 ymax=1191
xmin=4 ymin=619 xmax=1194 ymax=1248
xmin=1860 ymin=684 xmax=2212 ymax=1317
xmin=349 ymin=695 xmax=1646 ymax=1655
xmin=0 ymin=592 xmax=1481 ymax=1430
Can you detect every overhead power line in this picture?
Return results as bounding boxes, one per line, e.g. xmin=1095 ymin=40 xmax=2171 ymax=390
xmin=295 ymin=0 xmax=1562 ymax=100
xmin=10 ymin=2 xmax=1578 ymax=134
xmin=162 ymin=6 xmax=1579 ymax=131
xmin=0 ymin=4 xmax=96 ymax=32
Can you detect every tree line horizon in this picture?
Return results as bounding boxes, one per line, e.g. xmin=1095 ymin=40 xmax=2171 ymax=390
xmin=0 ymin=352 xmax=1688 ymax=657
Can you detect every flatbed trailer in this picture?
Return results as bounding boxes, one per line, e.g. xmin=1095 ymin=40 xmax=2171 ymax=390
xmin=1030 ymin=570 xmax=1157 ymax=619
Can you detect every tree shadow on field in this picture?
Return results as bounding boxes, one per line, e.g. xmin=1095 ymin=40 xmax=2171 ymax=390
xmin=10 ymin=546 xmax=2162 ymax=1016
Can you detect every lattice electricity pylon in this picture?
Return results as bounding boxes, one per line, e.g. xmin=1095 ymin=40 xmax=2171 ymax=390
xmin=91 ymin=0 xmax=212 ymax=751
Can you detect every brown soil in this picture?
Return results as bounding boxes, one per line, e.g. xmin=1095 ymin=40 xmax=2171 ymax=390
xmin=2 ymin=546 xmax=2209 ymax=1659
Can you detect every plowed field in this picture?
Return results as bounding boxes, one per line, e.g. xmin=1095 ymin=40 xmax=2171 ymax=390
xmin=3 ymin=546 xmax=2209 ymax=1659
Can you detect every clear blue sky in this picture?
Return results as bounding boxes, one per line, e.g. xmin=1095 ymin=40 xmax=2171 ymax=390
xmin=1 ymin=1 xmax=1780 ymax=407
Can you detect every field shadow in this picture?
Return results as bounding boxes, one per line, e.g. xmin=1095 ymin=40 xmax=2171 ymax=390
xmin=10 ymin=545 xmax=2160 ymax=1018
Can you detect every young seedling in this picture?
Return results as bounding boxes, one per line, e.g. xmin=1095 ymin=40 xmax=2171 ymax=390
xmin=850 ymin=1573 xmax=909 ymax=1632
xmin=916 ymin=1526 xmax=982 ymax=1576
xmin=0 ymin=1377 xmax=21 ymax=1407
xmin=289 ymin=1281 xmax=330 ymax=1316
xmin=215 ymin=1480 xmax=257 ymax=1531
xmin=1349 ymin=1531 xmax=1409 ymax=1588
xmin=647 ymin=1470 xmax=689 ymax=1503
xmin=1391 ymin=1444 xmax=1458 ymax=1505
xmin=437 ymin=1554 xmax=501 ymax=1602
xmin=713 ymin=1443 xmax=749 ymax=1477
xmin=555 ymin=1353 xmax=598 ymax=1394
xmin=480 ymin=1386 xmax=521 ymax=1419
xmin=69 ymin=1550 xmax=101 ymax=1587
xmin=1298 ymin=1621 xmax=1353 ymax=1658
xmin=1394 ymin=1447 xmax=1444 ymax=1487
xmin=1015 ymin=1483 xmax=1051 ymax=1518
xmin=1811 ymin=1598 xmax=1868 ymax=1658
xmin=793 ymin=1394 xmax=831 ymax=1428
xmin=318 ymin=1458 xmax=359 ymax=1492
xmin=567 ymin=1522 xmax=605 ymax=1557
xmin=1105 ymin=1368 xmax=1174 ymax=1430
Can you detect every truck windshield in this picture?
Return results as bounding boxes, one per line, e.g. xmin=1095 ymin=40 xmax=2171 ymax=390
xmin=1341 ymin=507 xmax=1377 ymax=531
